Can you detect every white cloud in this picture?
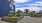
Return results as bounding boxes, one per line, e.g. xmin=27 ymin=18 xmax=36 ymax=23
xmin=15 ymin=5 xmax=21 ymax=6
xmin=14 ymin=0 xmax=31 ymax=3
xmin=24 ymin=1 xmax=42 ymax=6
xmin=28 ymin=1 xmax=42 ymax=6
xmin=16 ymin=6 xmax=42 ymax=12
xmin=35 ymin=1 xmax=42 ymax=4
xmin=15 ymin=1 xmax=42 ymax=12
xmin=35 ymin=1 xmax=42 ymax=6
xmin=25 ymin=3 xmax=42 ymax=7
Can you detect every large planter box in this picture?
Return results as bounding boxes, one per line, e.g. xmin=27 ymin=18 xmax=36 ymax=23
xmin=1 ymin=18 xmax=17 ymax=21
xmin=1 ymin=18 xmax=17 ymax=23
xmin=1 ymin=16 xmax=24 ymax=23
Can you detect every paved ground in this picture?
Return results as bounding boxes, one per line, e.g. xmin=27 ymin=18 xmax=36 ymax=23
xmin=0 ymin=17 xmax=11 ymax=23
xmin=0 ymin=21 xmax=11 ymax=23
xmin=17 ymin=16 xmax=42 ymax=23
xmin=0 ymin=16 xmax=42 ymax=23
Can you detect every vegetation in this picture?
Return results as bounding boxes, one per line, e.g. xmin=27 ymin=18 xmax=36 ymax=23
xmin=16 ymin=10 xmax=21 ymax=14
xmin=31 ymin=11 xmax=36 ymax=17
xmin=24 ymin=9 xmax=29 ymax=14
xmin=8 ymin=13 xmax=13 ymax=17
xmin=6 ymin=9 xmax=41 ymax=18
xmin=8 ymin=10 xmax=21 ymax=17
xmin=1 ymin=9 xmax=42 ymax=22
xmin=31 ymin=11 xmax=41 ymax=17
xmin=16 ymin=10 xmax=21 ymax=17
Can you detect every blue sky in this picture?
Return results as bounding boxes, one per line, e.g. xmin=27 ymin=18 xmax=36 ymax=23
xmin=14 ymin=0 xmax=42 ymax=12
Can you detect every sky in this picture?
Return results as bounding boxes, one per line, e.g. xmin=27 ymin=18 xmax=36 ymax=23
xmin=14 ymin=0 xmax=42 ymax=12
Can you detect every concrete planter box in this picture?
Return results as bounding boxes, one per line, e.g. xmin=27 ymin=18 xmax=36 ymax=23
xmin=1 ymin=16 xmax=24 ymax=23
xmin=1 ymin=18 xmax=17 ymax=23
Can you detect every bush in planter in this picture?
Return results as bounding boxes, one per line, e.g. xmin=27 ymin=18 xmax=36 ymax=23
xmin=15 ymin=14 xmax=20 ymax=17
xmin=31 ymin=13 xmax=35 ymax=17
xmin=31 ymin=13 xmax=41 ymax=17
xmin=31 ymin=13 xmax=37 ymax=17
xmin=34 ymin=13 xmax=41 ymax=17
xmin=8 ymin=13 xmax=13 ymax=17
xmin=34 ymin=13 xmax=38 ymax=17
xmin=17 ymin=14 xmax=20 ymax=17
xmin=16 ymin=10 xmax=21 ymax=17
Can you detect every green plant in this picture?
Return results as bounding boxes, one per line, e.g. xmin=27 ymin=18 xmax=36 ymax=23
xmin=24 ymin=9 xmax=29 ymax=14
xmin=31 ymin=12 xmax=41 ymax=17
xmin=31 ymin=11 xmax=36 ymax=17
xmin=16 ymin=10 xmax=21 ymax=17
xmin=15 ymin=14 xmax=20 ymax=17
xmin=17 ymin=14 xmax=20 ymax=17
xmin=8 ymin=13 xmax=13 ymax=17
xmin=16 ymin=10 xmax=21 ymax=14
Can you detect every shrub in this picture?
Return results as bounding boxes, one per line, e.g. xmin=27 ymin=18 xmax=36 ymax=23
xmin=15 ymin=14 xmax=20 ymax=17
xmin=8 ymin=13 xmax=13 ymax=17
xmin=31 ymin=13 xmax=41 ymax=17
xmin=17 ymin=14 xmax=20 ymax=17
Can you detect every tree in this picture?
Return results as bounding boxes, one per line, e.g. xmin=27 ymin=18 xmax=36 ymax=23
xmin=24 ymin=9 xmax=29 ymax=16
xmin=16 ymin=10 xmax=21 ymax=14
xmin=31 ymin=11 xmax=41 ymax=17
xmin=16 ymin=10 xmax=21 ymax=17
xmin=24 ymin=9 xmax=29 ymax=14
xmin=31 ymin=11 xmax=36 ymax=17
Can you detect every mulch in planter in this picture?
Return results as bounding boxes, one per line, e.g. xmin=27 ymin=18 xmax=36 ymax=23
xmin=1 ymin=16 xmax=24 ymax=23
xmin=1 ymin=18 xmax=17 ymax=23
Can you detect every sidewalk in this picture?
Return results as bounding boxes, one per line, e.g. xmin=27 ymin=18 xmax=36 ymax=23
xmin=0 ymin=16 xmax=42 ymax=23
xmin=0 ymin=17 xmax=11 ymax=23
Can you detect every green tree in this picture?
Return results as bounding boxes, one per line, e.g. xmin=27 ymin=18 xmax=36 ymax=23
xmin=31 ymin=11 xmax=41 ymax=17
xmin=16 ymin=10 xmax=21 ymax=17
xmin=24 ymin=9 xmax=29 ymax=14
xmin=16 ymin=10 xmax=21 ymax=14
xmin=31 ymin=11 xmax=37 ymax=17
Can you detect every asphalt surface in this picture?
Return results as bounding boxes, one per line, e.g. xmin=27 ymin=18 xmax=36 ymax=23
xmin=0 ymin=16 xmax=42 ymax=23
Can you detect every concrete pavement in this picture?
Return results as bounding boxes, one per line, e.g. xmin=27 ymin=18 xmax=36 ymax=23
xmin=0 ymin=16 xmax=42 ymax=23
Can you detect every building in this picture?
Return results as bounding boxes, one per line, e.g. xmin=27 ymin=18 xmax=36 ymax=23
xmin=9 ymin=0 xmax=15 ymax=14
xmin=0 ymin=0 xmax=15 ymax=17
